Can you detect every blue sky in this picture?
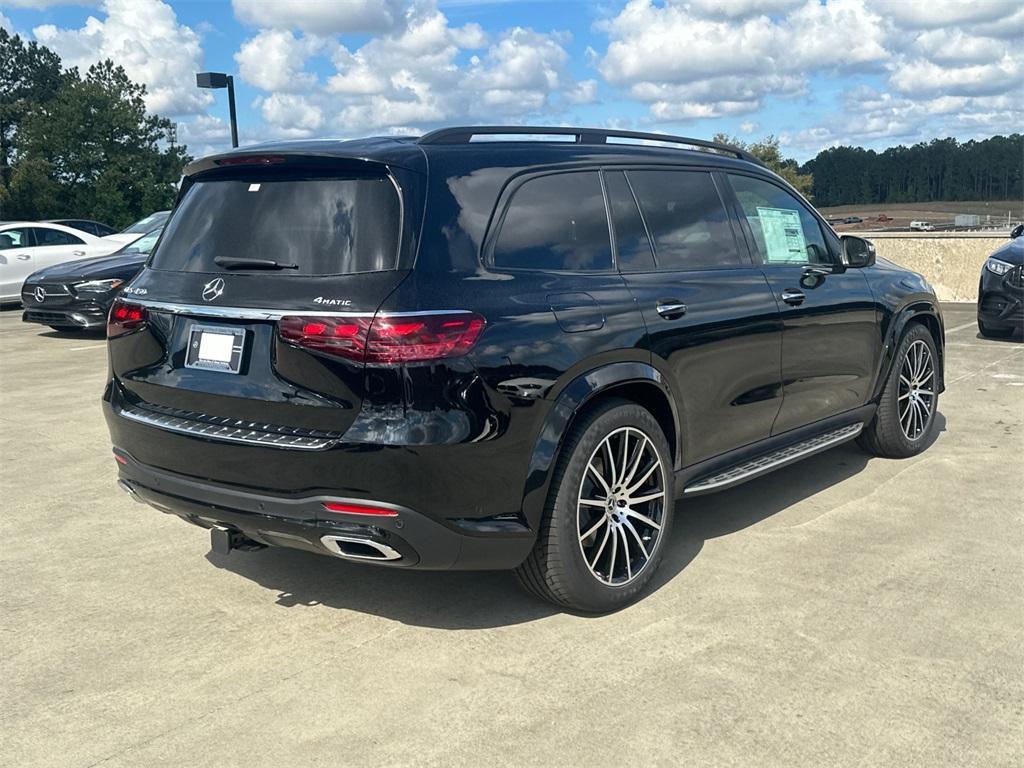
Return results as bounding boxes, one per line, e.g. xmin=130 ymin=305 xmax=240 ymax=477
xmin=2 ymin=0 xmax=1021 ymax=162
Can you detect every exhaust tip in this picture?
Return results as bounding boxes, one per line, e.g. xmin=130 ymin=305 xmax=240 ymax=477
xmin=320 ymin=534 xmax=402 ymax=561
xmin=117 ymin=479 xmax=143 ymax=503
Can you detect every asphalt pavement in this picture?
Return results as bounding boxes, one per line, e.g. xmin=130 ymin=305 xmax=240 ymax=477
xmin=1 ymin=303 xmax=1021 ymax=767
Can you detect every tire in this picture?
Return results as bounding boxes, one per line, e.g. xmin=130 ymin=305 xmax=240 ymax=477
xmin=977 ymin=318 xmax=1014 ymax=339
xmin=858 ymin=323 xmax=939 ymax=458
xmin=515 ymin=398 xmax=675 ymax=613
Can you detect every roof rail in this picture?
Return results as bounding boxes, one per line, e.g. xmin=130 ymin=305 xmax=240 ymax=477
xmin=417 ymin=126 xmax=763 ymax=166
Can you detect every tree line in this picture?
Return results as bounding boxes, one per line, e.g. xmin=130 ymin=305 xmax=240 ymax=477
xmin=0 ymin=29 xmax=190 ymax=229
xmin=801 ymin=135 xmax=1023 ymax=208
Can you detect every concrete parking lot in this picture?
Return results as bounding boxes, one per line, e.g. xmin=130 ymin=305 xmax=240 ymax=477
xmin=1 ymin=303 xmax=1021 ymax=767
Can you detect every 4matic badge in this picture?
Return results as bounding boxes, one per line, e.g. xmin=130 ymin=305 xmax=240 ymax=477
xmin=313 ymin=297 xmax=352 ymax=307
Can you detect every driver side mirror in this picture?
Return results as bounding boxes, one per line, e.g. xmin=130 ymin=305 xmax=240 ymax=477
xmin=841 ymin=235 xmax=876 ymax=268
xmin=1011 ymin=223 xmax=1023 ymax=239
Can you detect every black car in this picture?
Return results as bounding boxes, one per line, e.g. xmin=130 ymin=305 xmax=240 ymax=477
xmin=45 ymin=219 xmax=117 ymax=237
xmin=22 ymin=228 xmax=162 ymax=331
xmin=105 ymin=127 xmax=945 ymax=612
xmin=977 ymin=224 xmax=1023 ymax=338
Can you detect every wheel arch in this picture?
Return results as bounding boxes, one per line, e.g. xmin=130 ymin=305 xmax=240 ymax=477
xmin=519 ymin=362 xmax=679 ymax=532
xmin=872 ymin=301 xmax=946 ymax=402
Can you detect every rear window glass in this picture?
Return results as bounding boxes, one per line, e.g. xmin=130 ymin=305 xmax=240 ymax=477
xmin=151 ymin=175 xmax=400 ymax=275
xmin=492 ymin=172 xmax=612 ymax=271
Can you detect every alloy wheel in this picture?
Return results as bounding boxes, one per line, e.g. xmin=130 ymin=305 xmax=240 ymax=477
xmin=898 ymin=339 xmax=935 ymax=441
xmin=576 ymin=426 xmax=666 ymax=586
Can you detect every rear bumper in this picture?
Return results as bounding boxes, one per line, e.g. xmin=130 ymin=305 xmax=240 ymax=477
xmin=109 ymin=439 xmax=536 ymax=572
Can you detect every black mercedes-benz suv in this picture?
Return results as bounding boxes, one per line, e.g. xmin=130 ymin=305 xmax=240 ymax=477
xmin=105 ymin=126 xmax=945 ymax=612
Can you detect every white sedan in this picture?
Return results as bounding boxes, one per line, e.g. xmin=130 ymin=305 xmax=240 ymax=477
xmin=0 ymin=222 xmax=121 ymax=303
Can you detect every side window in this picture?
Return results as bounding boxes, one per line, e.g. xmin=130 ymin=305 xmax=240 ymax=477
xmin=729 ymin=174 xmax=831 ymax=266
xmin=626 ymin=170 xmax=743 ymax=271
xmin=0 ymin=228 xmax=32 ymax=250
xmin=605 ymin=171 xmax=656 ymax=272
xmin=31 ymin=227 xmax=84 ymax=247
xmin=493 ymin=172 xmax=612 ymax=271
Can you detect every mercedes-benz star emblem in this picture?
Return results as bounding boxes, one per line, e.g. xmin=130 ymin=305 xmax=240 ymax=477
xmin=34 ymin=286 xmax=46 ymax=303
xmin=202 ymin=277 xmax=225 ymax=302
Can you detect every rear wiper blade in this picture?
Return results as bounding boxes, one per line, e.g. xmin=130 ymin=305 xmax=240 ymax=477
xmin=214 ymin=257 xmax=299 ymax=270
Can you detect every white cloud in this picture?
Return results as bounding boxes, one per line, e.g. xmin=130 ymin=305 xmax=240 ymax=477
xmin=739 ymin=121 xmax=760 ymax=135
xmin=232 ymin=0 xmax=408 ymax=35
xmin=237 ymin=5 xmax=586 ymax=138
xmin=255 ymin=93 xmax=324 ymax=136
xmin=1 ymin=11 xmax=13 ymax=32
xmin=598 ymin=0 xmax=888 ymax=120
xmin=32 ymin=0 xmax=210 ymax=115
xmin=567 ymin=79 xmax=598 ymax=105
xmin=864 ymin=0 xmax=1020 ymax=30
xmin=686 ymin=0 xmax=805 ymax=19
xmin=235 ymin=29 xmax=324 ymax=92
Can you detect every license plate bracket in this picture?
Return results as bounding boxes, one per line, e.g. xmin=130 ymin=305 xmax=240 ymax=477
xmin=185 ymin=324 xmax=246 ymax=374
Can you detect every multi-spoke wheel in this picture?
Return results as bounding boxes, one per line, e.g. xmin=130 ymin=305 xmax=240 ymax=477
xmin=897 ymin=339 xmax=935 ymax=440
xmin=577 ymin=427 xmax=666 ymax=586
xmin=859 ymin=324 xmax=940 ymax=458
xmin=516 ymin=399 xmax=674 ymax=612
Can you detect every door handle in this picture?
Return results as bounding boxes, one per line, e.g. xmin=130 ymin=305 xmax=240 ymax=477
xmin=781 ymin=289 xmax=805 ymax=306
xmin=656 ymin=301 xmax=687 ymax=319
xmin=17 ymin=254 xmax=32 ymax=261
xmin=72 ymin=250 xmax=86 ymax=256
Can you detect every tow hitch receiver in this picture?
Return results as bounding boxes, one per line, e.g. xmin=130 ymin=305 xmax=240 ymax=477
xmin=210 ymin=527 xmax=266 ymax=555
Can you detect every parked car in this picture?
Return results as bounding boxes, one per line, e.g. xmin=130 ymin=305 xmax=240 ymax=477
xmin=45 ymin=219 xmax=117 ymax=237
xmin=0 ymin=222 xmax=121 ymax=303
xmin=910 ymin=220 xmax=935 ymax=231
xmin=977 ymin=227 xmax=1023 ymax=338
xmin=21 ymin=227 xmax=162 ymax=332
xmin=844 ymin=216 xmax=863 ymax=224
xmin=103 ymin=210 xmax=170 ymax=246
xmin=105 ymin=126 xmax=945 ymax=612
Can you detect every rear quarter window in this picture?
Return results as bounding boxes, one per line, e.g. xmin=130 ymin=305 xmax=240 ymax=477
xmin=492 ymin=171 xmax=612 ymax=271
xmin=151 ymin=175 xmax=401 ymax=275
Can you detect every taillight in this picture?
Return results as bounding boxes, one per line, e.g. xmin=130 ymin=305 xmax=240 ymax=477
xmin=278 ymin=312 xmax=485 ymax=364
xmin=107 ymin=298 xmax=149 ymax=338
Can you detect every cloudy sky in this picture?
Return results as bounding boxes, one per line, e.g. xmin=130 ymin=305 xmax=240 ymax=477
xmin=2 ymin=0 xmax=1021 ymax=161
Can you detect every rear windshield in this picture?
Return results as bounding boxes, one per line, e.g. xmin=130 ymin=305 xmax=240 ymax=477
xmin=150 ymin=175 xmax=400 ymax=275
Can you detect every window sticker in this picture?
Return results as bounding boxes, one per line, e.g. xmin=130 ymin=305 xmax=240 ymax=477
xmin=248 ymin=183 xmax=261 ymax=192
xmin=755 ymin=206 xmax=807 ymax=263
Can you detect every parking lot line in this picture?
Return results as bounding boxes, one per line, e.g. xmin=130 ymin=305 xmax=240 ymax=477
xmin=945 ymin=319 xmax=978 ymax=334
xmin=68 ymin=344 xmax=107 ymax=351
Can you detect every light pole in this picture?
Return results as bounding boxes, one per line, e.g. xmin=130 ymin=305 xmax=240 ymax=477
xmin=196 ymin=72 xmax=238 ymax=148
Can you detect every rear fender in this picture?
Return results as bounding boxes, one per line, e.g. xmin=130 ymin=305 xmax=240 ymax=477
xmin=519 ymin=362 xmax=678 ymax=531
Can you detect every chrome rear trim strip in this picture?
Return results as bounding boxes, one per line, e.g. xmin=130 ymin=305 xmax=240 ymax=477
xmin=117 ymin=402 xmax=336 ymax=450
xmin=130 ymin=299 xmax=471 ymax=321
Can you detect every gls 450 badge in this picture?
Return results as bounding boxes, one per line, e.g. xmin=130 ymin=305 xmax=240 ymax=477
xmin=313 ymin=297 xmax=352 ymax=307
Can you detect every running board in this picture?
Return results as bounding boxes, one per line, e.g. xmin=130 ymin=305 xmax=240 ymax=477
xmin=683 ymin=423 xmax=864 ymax=496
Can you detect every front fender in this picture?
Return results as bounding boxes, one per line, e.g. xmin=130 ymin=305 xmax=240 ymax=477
xmin=871 ymin=299 xmax=945 ymax=401
xmin=519 ymin=362 xmax=677 ymax=531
